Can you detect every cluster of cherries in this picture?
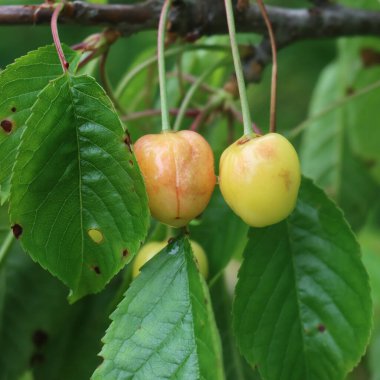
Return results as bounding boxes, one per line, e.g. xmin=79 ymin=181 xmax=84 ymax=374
xmin=131 ymin=129 xmax=301 ymax=278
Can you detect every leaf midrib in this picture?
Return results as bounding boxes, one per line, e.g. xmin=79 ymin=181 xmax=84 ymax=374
xmin=67 ymin=74 xmax=85 ymax=292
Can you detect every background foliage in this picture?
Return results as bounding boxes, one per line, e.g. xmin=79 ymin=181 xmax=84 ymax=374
xmin=1 ymin=0 xmax=380 ymax=379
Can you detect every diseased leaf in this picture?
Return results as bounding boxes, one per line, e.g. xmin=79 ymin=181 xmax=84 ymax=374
xmin=301 ymin=62 xmax=379 ymax=230
xmin=9 ymin=73 xmax=149 ymax=301
xmin=0 ymin=45 xmax=80 ymax=204
xmin=233 ymin=177 xmax=372 ymax=380
xmin=0 ymin=238 xmax=120 ymax=380
xmin=93 ymin=236 xmax=224 ymax=380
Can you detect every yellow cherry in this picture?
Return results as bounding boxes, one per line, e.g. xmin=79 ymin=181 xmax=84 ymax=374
xmin=219 ymin=133 xmax=301 ymax=227
xmin=134 ymin=131 xmax=216 ymax=228
xmin=132 ymin=240 xmax=209 ymax=279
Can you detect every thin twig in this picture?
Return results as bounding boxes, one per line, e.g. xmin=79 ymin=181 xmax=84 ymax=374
xmin=51 ymin=2 xmax=68 ymax=72
xmin=99 ymin=51 xmax=124 ymax=113
xmin=256 ymin=0 xmax=278 ymax=133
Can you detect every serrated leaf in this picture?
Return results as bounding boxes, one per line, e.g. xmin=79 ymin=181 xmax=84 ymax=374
xmin=0 ymin=45 xmax=80 ymax=204
xmin=0 ymin=237 xmax=120 ymax=380
xmin=358 ymin=227 xmax=380 ymax=380
xmin=190 ymin=188 xmax=248 ymax=280
xmin=301 ymin=61 xmax=379 ymax=230
xmin=211 ymin=276 xmax=260 ymax=380
xmin=233 ymin=177 xmax=372 ymax=380
xmin=93 ymin=236 xmax=224 ymax=380
xmin=9 ymin=73 xmax=149 ymax=301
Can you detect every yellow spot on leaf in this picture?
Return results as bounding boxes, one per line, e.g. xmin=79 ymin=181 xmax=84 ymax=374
xmin=88 ymin=229 xmax=104 ymax=244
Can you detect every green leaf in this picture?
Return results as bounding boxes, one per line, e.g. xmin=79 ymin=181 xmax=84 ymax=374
xmin=9 ymin=73 xmax=149 ymax=301
xmin=211 ymin=276 xmax=260 ymax=380
xmin=93 ymin=236 xmax=224 ymax=380
xmin=300 ymin=61 xmax=379 ymax=230
xmin=0 ymin=45 xmax=80 ymax=204
xmin=0 ymin=238 xmax=120 ymax=380
xmin=359 ymin=226 xmax=380 ymax=380
xmin=336 ymin=38 xmax=380 ymax=184
xmin=190 ymin=188 xmax=248 ymax=280
xmin=233 ymin=177 xmax=372 ymax=380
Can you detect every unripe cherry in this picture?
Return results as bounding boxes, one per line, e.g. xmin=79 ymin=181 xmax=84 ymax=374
xmin=134 ymin=130 xmax=216 ymax=228
xmin=219 ymin=133 xmax=301 ymax=227
xmin=132 ymin=240 xmax=209 ymax=279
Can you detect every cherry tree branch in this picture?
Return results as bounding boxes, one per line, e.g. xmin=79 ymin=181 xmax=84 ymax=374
xmin=0 ymin=1 xmax=379 ymax=42
xmin=1 ymin=1 xmax=380 ymax=83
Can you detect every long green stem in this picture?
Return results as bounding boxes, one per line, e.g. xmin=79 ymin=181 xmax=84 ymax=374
xmin=0 ymin=232 xmax=14 ymax=269
xmin=224 ymin=0 xmax=253 ymax=136
xmin=288 ymin=78 xmax=380 ymax=140
xmin=115 ymin=44 xmax=230 ymax=99
xmin=158 ymin=0 xmax=173 ymax=132
xmin=173 ymin=58 xmax=227 ymax=131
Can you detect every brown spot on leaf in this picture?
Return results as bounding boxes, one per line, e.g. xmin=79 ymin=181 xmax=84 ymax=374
xmin=360 ymin=48 xmax=380 ymax=68
xmin=32 ymin=329 xmax=49 ymax=347
xmin=92 ymin=266 xmax=101 ymax=274
xmin=124 ymin=132 xmax=133 ymax=153
xmin=317 ymin=323 xmax=326 ymax=332
xmin=11 ymin=107 xmax=16 ymax=113
xmin=167 ymin=237 xmax=175 ymax=244
xmin=1 ymin=119 xmax=13 ymax=133
xmin=129 ymin=160 xmax=134 ymax=166
xmin=346 ymin=87 xmax=355 ymax=96
xmin=122 ymin=249 xmax=129 ymax=258
xmin=11 ymin=224 xmax=23 ymax=239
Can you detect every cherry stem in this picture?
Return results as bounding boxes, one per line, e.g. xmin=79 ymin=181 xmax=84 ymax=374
xmin=224 ymin=0 xmax=253 ymax=136
xmin=51 ymin=2 xmax=68 ymax=73
xmin=257 ymin=0 xmax=278 ymax=133
xmin=157 ymin=0 xmax=173 ymax=132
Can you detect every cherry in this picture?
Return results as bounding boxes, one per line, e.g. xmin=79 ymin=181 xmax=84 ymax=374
xmin=134 ymin=130 xmax=216 ymax=228
xmin=219 ymin=133 xmax=301 ymax=227
xmin=132 ymin=240 xmax=209 ymax=278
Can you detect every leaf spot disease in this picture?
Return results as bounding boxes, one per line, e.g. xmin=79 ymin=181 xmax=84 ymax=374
xmin=11 ymin=224 xmax=23 ymax=239
xmin=122 ymin=249 xmax=129 ymax=257
xmin=317 ymin=323 xmax=326 ymax=333
xmin=32 ymin=329 xmax=49 ymax=348
xmin=124 ymin=133 xmax=133 ymax=153
xmin=1 ymin=119 xmax=13 ymax=133
xmin=88 ymin=228 xmax=104 ymax=244
xmin=92 ymin=265 xmax=101 ymax=275
xmin=11 ymin=107 xmax=17 ymax=113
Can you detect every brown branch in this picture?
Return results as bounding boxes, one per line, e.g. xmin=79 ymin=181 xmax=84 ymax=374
xmin=1 ymin=1 xmax=380 ymax=83
xmin=0 ymin=1 xmax=380 ymax=43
